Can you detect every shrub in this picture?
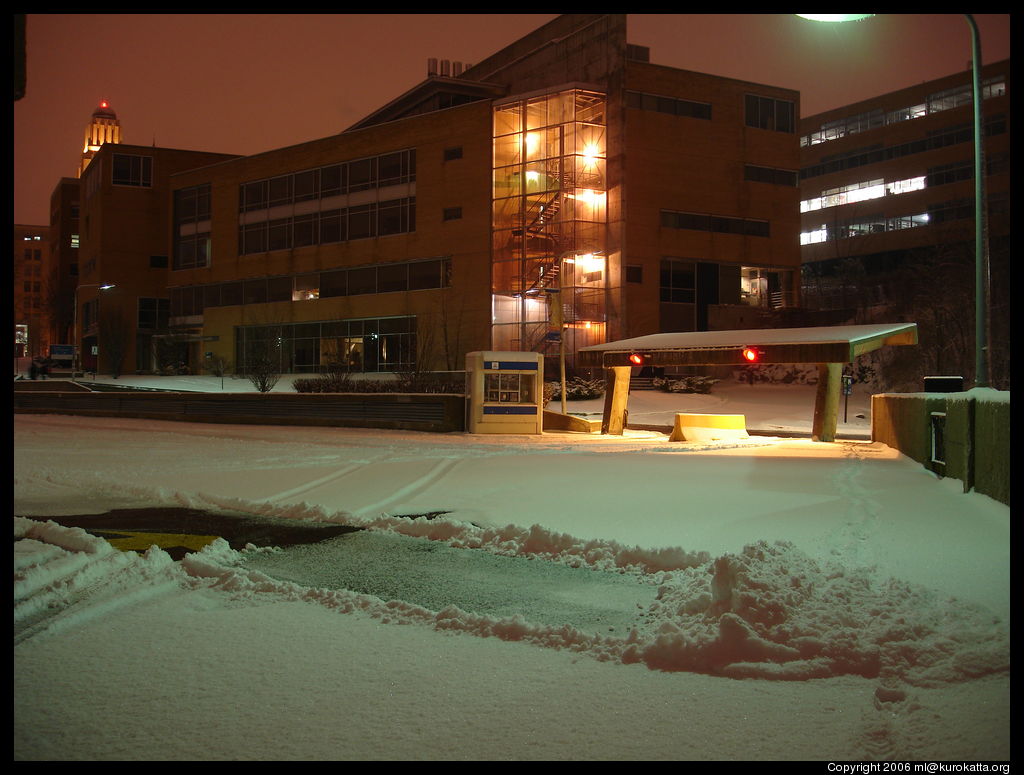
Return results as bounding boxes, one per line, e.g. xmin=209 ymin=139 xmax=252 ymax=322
xmin=293 ymin=372 xmax=465 ymax=394
xmin=652 ymin=375 xmax=719 ymax=394
xmin=548 ymin=377 xmax=605 ymax=401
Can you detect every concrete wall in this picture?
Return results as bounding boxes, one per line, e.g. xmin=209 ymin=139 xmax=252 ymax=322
xmin=14 ymin=390 xmax=466 ymax=433
xmin=871 ymin=389 xmax=1009 ymax=505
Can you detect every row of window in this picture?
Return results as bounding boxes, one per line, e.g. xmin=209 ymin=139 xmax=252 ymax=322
xmin=801 ymin=115 xmax=1006 ymax=180
xmin=801 ymin=76 xmax=1006 ymax=147
xmin=625 ymin=90 xmax=712 ymax=121
xmin=801 ymin=152 xmax=1010 ymax=214
xmin=625 ymin=89 xmax=796 ymax=134
xmin=169 ymin=257 xmax=451 ymax=317
xmin=235 ymin=316 xmax=416 ymax=374
xmin=239 ymin=198 xmax=415 ymax=255
xmin=661 ymin=209 xmax=771 ymax=238
xmin=239 ymin=149 xmax=416 ymax=212
xmin=800 ymin=194 xmax=1008 ymax=245
xmin=744 ymin=165 xmax=798 ymax=187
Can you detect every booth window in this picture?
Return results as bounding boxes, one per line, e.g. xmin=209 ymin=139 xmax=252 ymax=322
xmin=485 ymin=373 xmax=535 ymax=404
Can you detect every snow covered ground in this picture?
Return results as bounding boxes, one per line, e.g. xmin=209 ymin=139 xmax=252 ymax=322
xmin=13 ymin=376 xmax=1010 ymax=761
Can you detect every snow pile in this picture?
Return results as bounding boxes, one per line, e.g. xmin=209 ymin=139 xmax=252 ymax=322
xmin=14 ymin=517 xmax=180 ymax=643
xmin=21 ymin=514 xmax=1003 ymax=691
xmin=622 ymin=540 xmax=1009 ymax=685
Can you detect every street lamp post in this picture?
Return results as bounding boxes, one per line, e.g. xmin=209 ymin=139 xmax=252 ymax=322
xmin=72 ymin=283 xmax=115 ymax=376
xmin=797 ymin=14 xmax=991 ymax=387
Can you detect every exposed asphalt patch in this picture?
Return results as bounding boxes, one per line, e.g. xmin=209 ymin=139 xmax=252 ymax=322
xmin=240 ymin=530 xmax=659 ymax=633
xmin=16 ymin=508 xmax=361 ymax=560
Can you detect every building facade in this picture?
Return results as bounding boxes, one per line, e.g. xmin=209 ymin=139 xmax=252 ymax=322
xmin=799 ymin=59 xmax=1010 ymax=386
xmin=164 ymin=14 xmax=801 ymax=378
xmin=77 ymin=143 xmax=241 ymax=374
xmin=14 ymin=224 xmax=50 ymax=359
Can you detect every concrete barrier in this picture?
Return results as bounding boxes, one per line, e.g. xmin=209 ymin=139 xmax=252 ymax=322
xmin=668 ymin=413 xmax=748 ymax=442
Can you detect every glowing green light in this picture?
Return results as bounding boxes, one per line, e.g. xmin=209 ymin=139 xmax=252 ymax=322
xmin=796 ymin=14 xmax=875 ymax=23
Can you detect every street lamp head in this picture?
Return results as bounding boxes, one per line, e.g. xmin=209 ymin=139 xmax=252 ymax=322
xmin=99 ymin=283 xmax=115 ymax=290
xmin=796 ymin=14 xmax=875 ymax=23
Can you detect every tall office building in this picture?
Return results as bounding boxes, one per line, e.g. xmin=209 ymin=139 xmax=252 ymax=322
xmin=799 ymin=60 xmax=1010 ymax=386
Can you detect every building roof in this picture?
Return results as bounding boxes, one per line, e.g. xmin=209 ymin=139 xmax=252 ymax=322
xmin=577 ymin=323 xmax=918 ymax=367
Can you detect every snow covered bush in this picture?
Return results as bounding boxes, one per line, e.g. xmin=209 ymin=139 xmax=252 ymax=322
xmin=548 ymin=377 xmax=605 ymax=401
xmin=734 ymin=364 xmax=819 ymax=385
xmin=652 ymin=375 xmax=719 ymax=394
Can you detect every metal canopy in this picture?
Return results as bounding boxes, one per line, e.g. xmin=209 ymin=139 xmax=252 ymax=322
xmin=577 ymin=323 xmax=918 ymax=368
xmin=581 ymin=323 xmax=918 ymax=441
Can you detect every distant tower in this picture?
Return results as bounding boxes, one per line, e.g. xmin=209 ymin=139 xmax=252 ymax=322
xmin=79 ymin=100 xmax=121 ymax=176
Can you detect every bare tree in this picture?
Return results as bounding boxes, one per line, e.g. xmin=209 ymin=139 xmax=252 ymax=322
xmin=243 ymin=326 xmax=283 ymax=393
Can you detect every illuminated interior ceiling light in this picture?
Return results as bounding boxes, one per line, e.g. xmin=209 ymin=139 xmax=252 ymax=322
xmin=525 ymin=132 xmax=540 ymax=155
xmin=581 ymin=143 xmax=602 ymax=163
xmin=525 ymin=170 xmax=540 ymax=183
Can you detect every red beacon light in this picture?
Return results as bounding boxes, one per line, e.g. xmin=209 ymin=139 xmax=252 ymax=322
xmin=628 ymin=352 xmax=650 ymax=366
xmin=741 ymin=346 xmax=764 ymax=363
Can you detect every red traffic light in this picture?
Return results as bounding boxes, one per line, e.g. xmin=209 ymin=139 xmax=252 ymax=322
xmin=741 ymin=346 xmax=764 ymax=363
xmin=628 ymin=352 xmax=649 ymax=366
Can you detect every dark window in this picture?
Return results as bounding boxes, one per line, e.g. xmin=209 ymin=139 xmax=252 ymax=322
xmin=320 ymin=165 xmax=343 ymax=197
xmin=377 ymin=263 xmax=408 ymax=293
xmin=243 ymin=279 xmax=267 ymax=305
xmin=203 ymin=285 xmax=221 ymax=309
xmin=241 ymin=222 xmax=267 ymax=254
xmin=221 ymin=282 xmax=242 ymax=306
xmin=443 ymin=206 xmax=463 ymax=221
xmin=268 ymin=175 xmax=293 ymax=206
xmin=378 ymin=152 xmax=405 ymax=186
xmin=267 ymin=218 xmax=291 ymax=252
xmin=348 ymin=158 xmax=376 ymax=192
xmin=112 ymin=154 xmax=152 ymax=186
xmin=293 ymin=214 xmax=318 ymax=247
xmin=409 ymin=260 xmax=443 ymax=290
xmin=320 ymin=210 xmax=344 ymax=244
xmin=241 ymin=180 xmax=268 ymax=211
xmin=293 ymin=169 xmax=319 ymax=202
xmin=267 ymin=276 xmax=292 ymax=302
xmin=378 ymin=199 xmax=406 ymax=235
xmin=745 ymin=94 xmax=794 ymax=133
xmin=320 ymin=270 xmax=347 ymax=298
xmin=150 ymin=255 xmax=168 ymax=268
xmin=348 ymin=204 xmax=375 ymax=240
xmin=660 ymin=258 xmax=696 ymax=304
xmin=138 ymin=298 xmax=169 ymax=330
xmin=444 ymin=146 xmax=463 ymax=161
xmin=626 ymin=265 xmax=643 ymax=283
xmin=348 ymin=267 xmax=377 ymax=295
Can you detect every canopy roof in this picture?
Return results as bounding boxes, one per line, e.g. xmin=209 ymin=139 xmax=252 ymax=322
xmin=577 ymin=323 xmax=918 ymax=367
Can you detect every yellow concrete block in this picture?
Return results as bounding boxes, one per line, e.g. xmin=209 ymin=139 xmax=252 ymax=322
xmin=669 ymin=413 xmax=748 ymax=442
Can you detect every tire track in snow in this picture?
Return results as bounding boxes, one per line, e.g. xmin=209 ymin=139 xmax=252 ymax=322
xmin=352 ymin=457 xmax=462 ymax=518
xmin=260 ymin=462 xmax=368 ymax=504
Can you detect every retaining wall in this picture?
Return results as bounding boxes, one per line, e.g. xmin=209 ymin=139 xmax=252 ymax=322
xmin=13 ymin=390 xmax=466 ymax=433
xmin=871 ymin=389 xmax=1010 ymax=505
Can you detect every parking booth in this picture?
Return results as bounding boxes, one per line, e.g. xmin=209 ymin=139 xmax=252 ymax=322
xmin=465 ymin=351 xmax=543 ymax=434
